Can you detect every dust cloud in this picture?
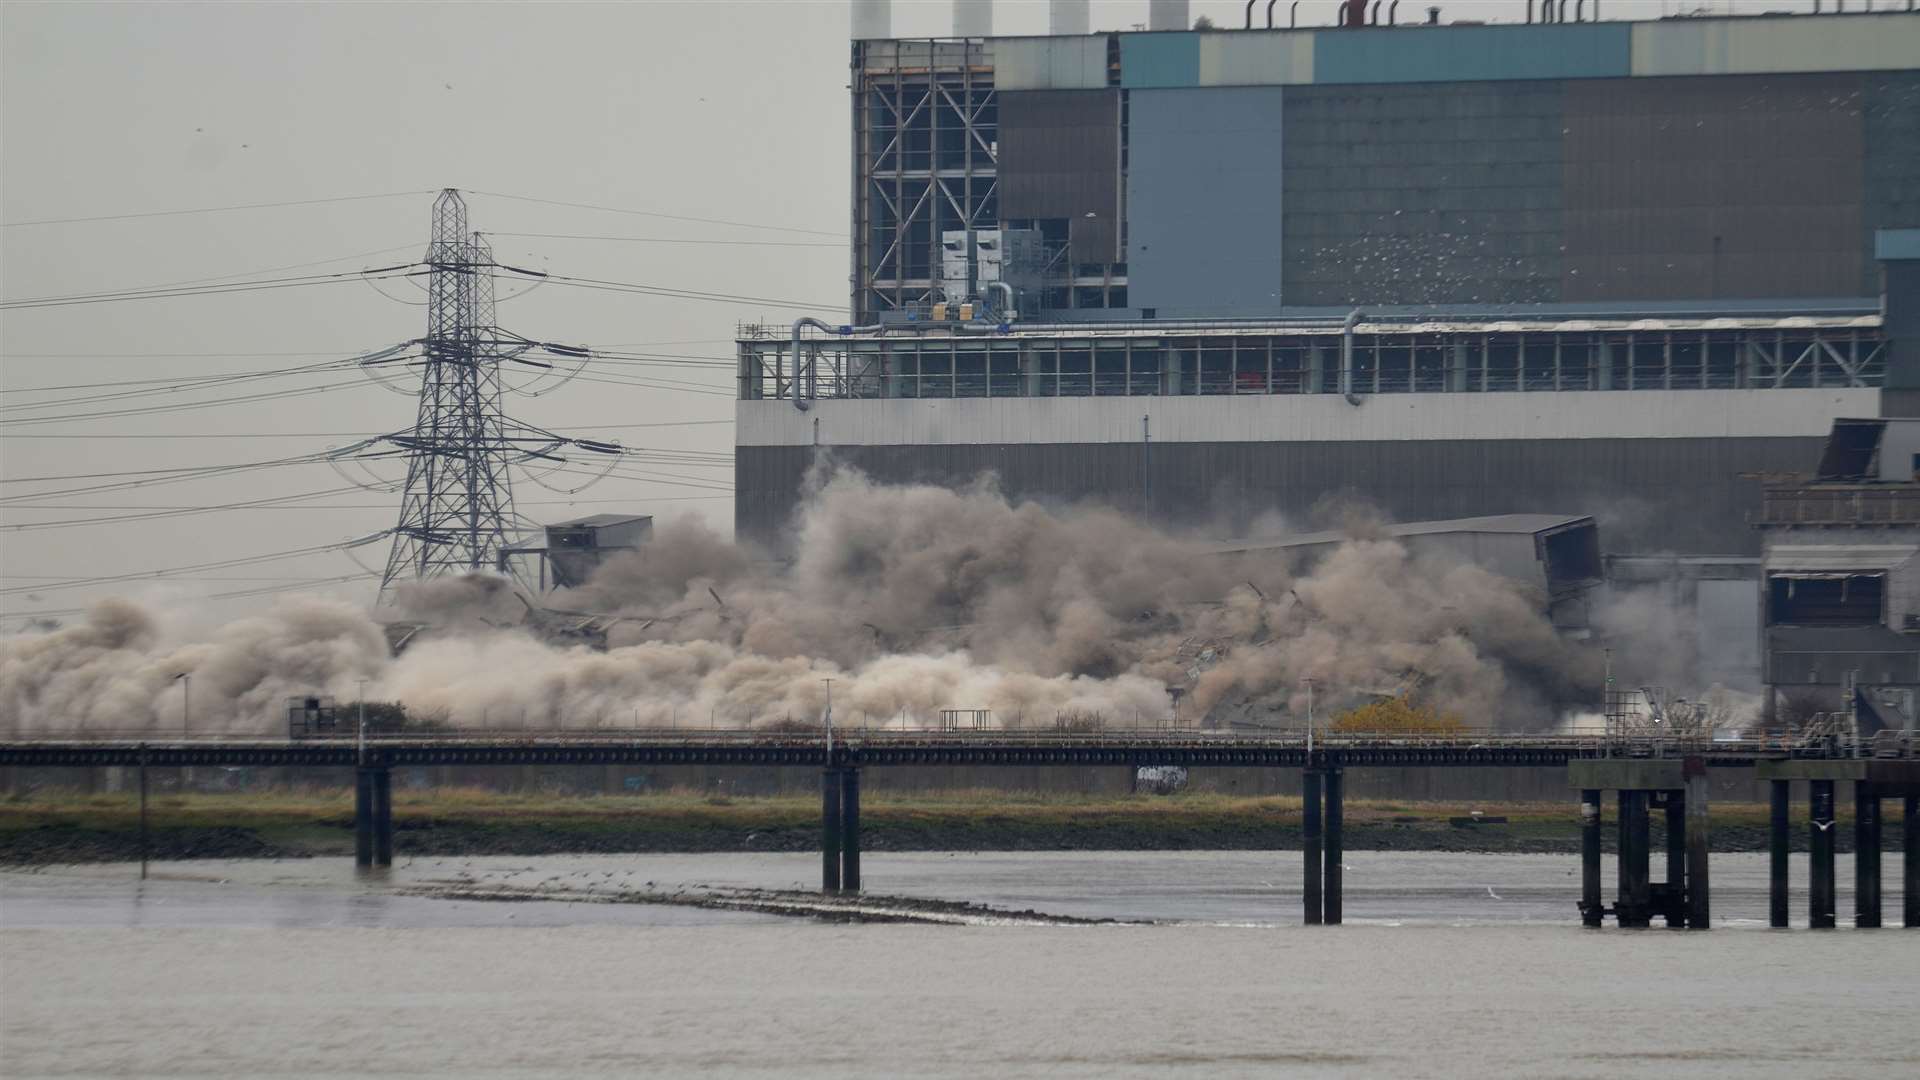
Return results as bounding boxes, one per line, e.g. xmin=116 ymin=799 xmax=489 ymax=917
xmin=3 ymin=469 xmax=1614 ymax=736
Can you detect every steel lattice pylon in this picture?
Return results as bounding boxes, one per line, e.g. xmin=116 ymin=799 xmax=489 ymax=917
xmin=377 ymin=190 xmax=522 ymax=601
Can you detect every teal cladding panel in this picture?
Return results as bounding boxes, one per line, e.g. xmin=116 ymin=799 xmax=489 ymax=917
xmin=1880 ymin=230 xmax=1920 ymax=262
xmin=1120 ymin=33 xmax=1200 ymax=89
xmin=1314 ymin=24 xmax=1630 ymax=85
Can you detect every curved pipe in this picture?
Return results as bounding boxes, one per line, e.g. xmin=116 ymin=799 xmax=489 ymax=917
xmin=1526 ymin=0 xmax=1534 ymax=24
xmin=1389 ymin=0 xmax=1398 ymax=23
xmin=1370 ymin=0 xmax=1381 ymax=23
xmin=1290 ymin=1 xmax=1300 ymax=27
xmin=986 ymin=281 xmax=1017 ymax=321
xmin=1575 ymin=0 xmax=1584 ymax=20
xmin=786 ymin=317 xmax=882 ymax=409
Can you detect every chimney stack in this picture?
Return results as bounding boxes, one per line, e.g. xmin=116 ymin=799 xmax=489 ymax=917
xmin=850 ymin=0 xmax=890 ymax=39
xmin=953 ymin=0 xmax=992 ymax=37
xmin=1049 ymin=0 xmax=1090 ymax=34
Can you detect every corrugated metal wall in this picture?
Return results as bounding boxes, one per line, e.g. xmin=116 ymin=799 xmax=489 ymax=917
xmin=1561 ymin=74 xmax=1866 ymax=303
xmin=1280 ymin=82 xmax=1565 ymax=307
xmin=1128 ymin=87 xmax=1287 ymax=316
xmin=997 ymin=90 xmax=1121 ymax=261
xmin=736 ymin=436 xmax=1825 ymax=557
xmin=1864 ymin=72 xmax=1920 ymax=301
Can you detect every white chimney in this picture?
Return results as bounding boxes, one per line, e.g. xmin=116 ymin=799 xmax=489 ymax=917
xmin=953 ymin=0 xmax=992 ymax=37
xmin=1049 ymin=0 xmax=1090 ymax=34
xmin=850 ymin=0 xmax=891 ymax=39
xmin=1147 ymin=0 xmax=1190 ymax=30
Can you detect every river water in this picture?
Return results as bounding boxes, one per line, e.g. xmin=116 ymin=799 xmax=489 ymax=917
xmin=3 ymin=851 xmax=1915 ymax=1078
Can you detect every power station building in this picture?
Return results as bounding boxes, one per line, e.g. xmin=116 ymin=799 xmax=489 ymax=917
xmin=734 ymin=4 xmax=1920 ymax=699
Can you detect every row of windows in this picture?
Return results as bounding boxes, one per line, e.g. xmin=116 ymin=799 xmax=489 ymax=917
xmin=741 ymin=333 xmax=1887 ymax=400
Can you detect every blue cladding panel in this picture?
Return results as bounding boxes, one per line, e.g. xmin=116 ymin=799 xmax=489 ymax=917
xmin=1128 ymin=87 xmax=1288 ymax=317
xmin=1120 ymin=33 xmax=1200 ymax=89
xmin=1878 ymin=230 xmax=1920 ymax=262
xmin=1314 ymin=24 xmax=1631 ymax=85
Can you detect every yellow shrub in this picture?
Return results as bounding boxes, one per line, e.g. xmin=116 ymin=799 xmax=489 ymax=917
xmin=1328 ymin=697 xmax=1466 ymax=734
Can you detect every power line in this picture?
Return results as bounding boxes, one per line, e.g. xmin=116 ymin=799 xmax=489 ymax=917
xmin=0 ymin=266 xmax=418 ymax=311
xmin=502 ymin=266 xmax=840 ymax=313
xmin=0 ymin=419 xmax=736 ymax=439
xmin=483 ymin=231 xmax=840 ymax=248
xmin=1 ymin=190 xmax=436 ymax=229
xmin=467 ymin=190 xmax=839 ymax=238
xmin=0 ymin=536 xmax=387 ymax=597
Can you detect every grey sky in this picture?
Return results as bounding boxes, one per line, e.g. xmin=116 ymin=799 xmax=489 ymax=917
xmin=0 ymin=0 xmax=1815 ymax=623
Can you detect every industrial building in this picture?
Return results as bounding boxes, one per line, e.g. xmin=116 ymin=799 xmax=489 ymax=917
xmin=735 ymin=3 xmax=1920 ymax=693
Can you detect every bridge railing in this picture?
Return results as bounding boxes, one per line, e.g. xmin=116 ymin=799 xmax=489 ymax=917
xmin=0 ymin=726 xmax=1909 ymax=757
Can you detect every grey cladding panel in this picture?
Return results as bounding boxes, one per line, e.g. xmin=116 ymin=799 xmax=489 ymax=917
xmin=736 ymin=437 xmax=1826 ymax=557
xmin=1280 ymin=82 xmax=1566 ymax=307
xmin=1128 ymin=87 xmax=1287 ymax=317
xmin=998 ymin=90 xmax=1121 ymax=261
xmin=1562 ymin=74 xmax=1868 ymax=302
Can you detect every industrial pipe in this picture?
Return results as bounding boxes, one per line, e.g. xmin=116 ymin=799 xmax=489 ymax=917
xmin=1525 ymin=0 xmax=1533 ymax=24
xmin=1388 ymin=0 xmax=1398 ymax=23
xmin=1339 ymin=308 xmax=1362 ymax=398
xmin=986 ymin=281 xmax=1018 ymax=321
xmin=787 ymin=317 xmax=881 ymax=408
xmin=1370 ymin=0 xmax=1381 ymax=24
xmin=1575 ymin=0 xmax=1584 ymax=20
xmin=1246 ymin=0 xmax=1258 ymax=28
xmin=1289 ymin=1 xmax=1300 ymax=27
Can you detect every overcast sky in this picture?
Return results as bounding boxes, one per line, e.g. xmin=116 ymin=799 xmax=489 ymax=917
xmin=0 ymin=0 xmax=1815 ymax=625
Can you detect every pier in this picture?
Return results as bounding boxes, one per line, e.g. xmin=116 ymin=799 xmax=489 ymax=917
xmin=3 ymin=730 xmax=1914 ymax=927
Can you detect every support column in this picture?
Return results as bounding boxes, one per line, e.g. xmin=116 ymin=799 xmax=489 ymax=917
xmin=1618 ymin=791 xmax=1650 ymax=927
xmin=372 ymin=767 xmax=393 ymax=867
xmin=1324 ymin=768 xmax=1343 ymax=926
xmin=354 ymin=767 xmax=375 ymax=868
xmin=840 ymin=767 xmax=861 ymax=894
xmin=1303 ymin=769 xmax=1323 ymax=925
xmin=137 ymin=745 xmax=149 ymax=880
xmin=1855 ymin=782 xmax=1881 ymax=928
xmin=1770 ymin=780 xmax=1790 ymax=928
xmin=821 ymin=768 xmax=843 ymax=894
xmin=1905 ymin=795 xmax=1918 ymax=929
xmin=1809 ymin=779 xmax=1836 ymax=929
xmin=1579 ymin=789 xmax=1602 ymax=927
xmin=1664 ymin=790 xmax=1686 ymax=927
xmin=1685 ymin=760 xmax=1710 ymax=931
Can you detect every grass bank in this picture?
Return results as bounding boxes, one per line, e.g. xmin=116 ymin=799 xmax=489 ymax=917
xmin=0 ymin=787 xmax=1898 ymax=865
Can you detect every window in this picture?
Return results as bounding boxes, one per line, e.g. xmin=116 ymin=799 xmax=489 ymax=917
xmin=1768 ymin=574 xmax=1885 ymax=626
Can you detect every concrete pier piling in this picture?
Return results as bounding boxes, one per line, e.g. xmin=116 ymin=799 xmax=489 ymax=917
xmin=1568 ymin=759 xmax=1707 ymax=929
xmin=1809 ymin=779 xmax=1836 ymax=929
xmin=1856 ymin=782 xmax=1881 ymax=929
xmin=1303 ymin=769 xmax=1323 ymax=925
xmin=1618 ymin=790 xmax=1651 ymax=927
xmin=840 ymin=767 xmax=861 ymax=894
xmin=1769 ymin=780 xmax=1790 ymax=928
xmin=1579 ymin=789 xmax=1602 ymax=927
xmin=821 ymin=768 xmax=843 ymax=894
xmin=1906 ymin=795 xmax=1919 ymax=929
xmin=374 ymin=768 xmax=393 ymax=866
xmin=1324 ymin=768 xmax=1344 ymax=926
xmin=1685 ymin=763 xmax=1710 ymax=930
xmin=354 ymin=767 xmax=375 ymax=868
